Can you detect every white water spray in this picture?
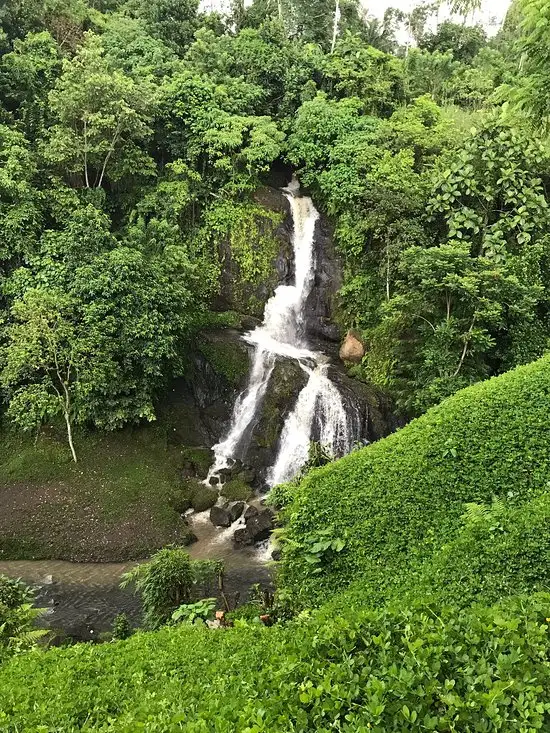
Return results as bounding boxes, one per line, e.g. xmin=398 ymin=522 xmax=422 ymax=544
xmin=206 ymin=178 xmax=357 ymax=486
xmin=267 ymin=360 xmax=353 ymax=487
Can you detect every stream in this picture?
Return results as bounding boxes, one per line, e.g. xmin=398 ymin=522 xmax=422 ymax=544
xmin=0 ymin=516 xmax=271 ymax=641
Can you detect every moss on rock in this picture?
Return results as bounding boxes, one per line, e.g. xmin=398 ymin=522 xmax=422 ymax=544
xmin=193 ymin=198 xmax=286 ymax=318
xmin=188 ymin=481 xmax=219 ymax=512
xmin=220 ymin=479 xmax=254 ymax=502
xmin=180 ymin=447 xmax=214 ymax=478
xmin=199 ymin=338 xmax=250 ymax=388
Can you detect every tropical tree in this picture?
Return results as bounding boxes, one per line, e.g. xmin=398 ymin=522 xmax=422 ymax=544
xmin=516 ymin=0 xmax=550 ymax=127
xmin=45 ymin=32 xmax=156 ymax=189
xmin=2 ymin=288 xmax=83 ymax=462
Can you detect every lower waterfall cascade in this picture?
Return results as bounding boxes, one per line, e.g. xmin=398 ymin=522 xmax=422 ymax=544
xmin=206 ymin=178 xmax=360 ymax=488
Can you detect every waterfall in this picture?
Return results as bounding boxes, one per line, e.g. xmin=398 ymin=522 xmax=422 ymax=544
xmin=267 ymin=360 xmax=353 ymax=487
xmin=206 ymin=178 xmax=357 ymax=486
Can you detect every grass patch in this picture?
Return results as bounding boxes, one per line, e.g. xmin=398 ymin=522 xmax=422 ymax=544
xmin=0 ymin=423 xmax=195 ymax=561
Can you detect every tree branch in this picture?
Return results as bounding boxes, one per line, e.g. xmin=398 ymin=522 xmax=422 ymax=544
xmin=453 ymin=316 xmax=476 ymax=378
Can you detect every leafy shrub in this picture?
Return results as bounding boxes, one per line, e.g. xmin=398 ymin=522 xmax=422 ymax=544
xmin=111 ymin=613 xmax=132 ymax=641
xmin=172 ymin=598 xmax=216 ymax=625
xmin=411 ymin=494 xmax=550 ymax=606
xmin=0 ymin=594 xmax=549 ymax=730
xmin=121 ymin=548 xmax=222 ymax=629
xmin=276 ymin=356 xmax=550 ymax=607
xmin=0 ymin=576 xmax=46 ymax=662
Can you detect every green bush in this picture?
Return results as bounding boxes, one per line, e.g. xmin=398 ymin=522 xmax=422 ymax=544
xmin=121 ymin=548 xmax=222 ymax=629
xmin=0 ymin=594 xmax=549 ymax=730
xmin=0 ymin=576 xmax=47 ymax=663
xmin=276 ymin=356 xmax=550 ymax=607
xmin=411 ymin=494 xmax=550 ymax=606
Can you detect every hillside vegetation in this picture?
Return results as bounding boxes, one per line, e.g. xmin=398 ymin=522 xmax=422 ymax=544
xmin=1 ymin=594 xmax=549 ymax=731
xmin=276 ymin=355 xmax=550 ymax=607
xmin=1 ymin=0 xmax=550 ymax=730
xmin=0 ymin=0 xmax=549 ymax=464
xmin=1 ymin=352 xmax=549 ymax=731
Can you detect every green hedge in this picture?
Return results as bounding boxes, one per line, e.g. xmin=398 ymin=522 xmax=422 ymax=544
xmin=0 ymin=595 xmax=549 ymax=731
xmin=276 ymin=356 xmax=550 ymax=607
xmin=411 ymin=494 xmax=550 ymax=606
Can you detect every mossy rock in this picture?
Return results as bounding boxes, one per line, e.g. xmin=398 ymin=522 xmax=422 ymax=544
xmin=181 ymin=526 xmax=198 ymax=547
xmin=221 ymin=479 xmax=254 ymax=502
xmin=170 ymin=479 xmax=219 ymax=513
xmin=199 ymin=338 xmax=250 ymax=388
xmin=181 ymin=447 xmax=214 ymax=479
xmin=168 ymin=487 xmax=193 ymax=515
xmin=190 ymin=483 xmax=219 ymax=512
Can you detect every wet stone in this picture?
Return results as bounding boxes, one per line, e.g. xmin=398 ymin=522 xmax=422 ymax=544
xmin=233 ymin=527 xmax=253 ymax=546
xmin=245 ymin=509 xmax=274 ymax=543
xmin=243 ymin=505 xmax=259 ymax=520
xmin=227 ymin=501 xmax=245 ymax=522
xmin=210 ymin=505 xmax=232 ymax=528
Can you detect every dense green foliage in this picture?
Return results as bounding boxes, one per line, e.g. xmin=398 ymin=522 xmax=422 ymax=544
xmin=0 ymin=576 xmax=45 ymax=663
xmin=1 ymin=2 xmax=550 ymax=729
xmin=121 ymin=547 xmax=222 ymax=628
xmin=0 ymin=593 xmax=549 ymax=730
xmin=276 ymin=356 xmax=550 ymax=607
xmin=0 ymin=0 xmax=546 ymax=461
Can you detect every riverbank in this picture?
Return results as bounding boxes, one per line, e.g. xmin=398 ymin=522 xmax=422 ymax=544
xmin=0 ymin=426 xmax=200 ymax=562
xmin=0 ymin=557 xmax=272 ymax=641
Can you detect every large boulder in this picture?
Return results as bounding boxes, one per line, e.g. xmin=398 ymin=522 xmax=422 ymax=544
xmin=220 ymin=478 xmax=254 ymax=502
xmin=339 ymin=330 xmax=365 ymax=364
xmin=189 ymin=483 xmax=219 ymax=513
xmin=210 ymin=505 xmax=232 ymax=528
xmin=210 ymin=501 xmax=245 ymax=527
xmin=244 ymin=505 xmax=259 ymax=520
xmin=227 ymin=501 xmax=245 ymax=522
xmin=233 ymin=508 xmax=274 ymax=546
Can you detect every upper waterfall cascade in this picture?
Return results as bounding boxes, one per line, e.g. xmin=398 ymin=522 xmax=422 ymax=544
xmin=206 ymin=178 xmax=358 ymax=487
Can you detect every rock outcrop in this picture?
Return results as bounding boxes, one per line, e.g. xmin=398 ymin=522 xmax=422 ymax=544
xmin=155 ymin=182 xmax=397 ymax=486
xmin=233 ymin=508 xmax=274 ymax=545
xmin=339 ymin=330 xmax=365 ymax=364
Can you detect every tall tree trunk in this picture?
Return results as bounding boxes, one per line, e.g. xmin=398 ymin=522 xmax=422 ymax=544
xmin=83 ymin=118 xmax=90 ymax=189
xmin=63 ymin=408 xmax=78 ymax=464
xmin=453 ymin=316 xmax=476 ymax=377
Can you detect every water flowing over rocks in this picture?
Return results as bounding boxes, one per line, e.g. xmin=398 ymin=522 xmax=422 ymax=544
xmin=203 ymin=178 xmax=395 ymax=501
xmin=157 ymin=179 xmax=396 ymax=553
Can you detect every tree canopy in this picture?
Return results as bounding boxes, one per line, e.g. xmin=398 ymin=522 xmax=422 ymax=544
xmin=0 ymin=0 xmax=547 ymax=459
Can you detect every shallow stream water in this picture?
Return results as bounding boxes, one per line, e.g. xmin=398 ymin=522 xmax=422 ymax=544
xmin=0 ymin=516 xmax=272 ymax=641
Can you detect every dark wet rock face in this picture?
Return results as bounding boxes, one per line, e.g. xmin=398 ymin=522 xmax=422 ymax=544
xmin=213 ymin=187 xmax=294 ymax=320
xmin=240 ymin=357 xmax=308 ymax=474
xmin=210 ymin=501 xmax=245 ymax=527
xmin=304 ymin=215 xmax=343 ymax=343
xmin=156 ymin=184 xmax=397 ymax=485
xmin=227 ymin=501 xmax=245 ymax=522
xmin=233 ymin=509 xmax=274 ymax=546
